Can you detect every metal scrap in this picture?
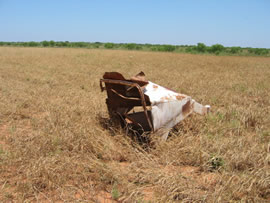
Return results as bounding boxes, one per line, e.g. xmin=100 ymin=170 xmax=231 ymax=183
xmin=100 ymin=71 xmax=210 ymax=139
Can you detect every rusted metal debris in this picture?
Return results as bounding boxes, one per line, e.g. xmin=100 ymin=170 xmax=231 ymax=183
xmin=100 ymin=71 xmax=210 ymax=140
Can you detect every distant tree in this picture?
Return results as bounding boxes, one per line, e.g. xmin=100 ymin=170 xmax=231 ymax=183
xmin=124 ymin=43 xmax=142 ymax=50
xmin=247 ymin=48 xmax=254 ymax=54
xmin=185 ymin=46 xmax=195 ymax=53
xmin=104 ymin=43 xmax=114 ymax=49
xmin=125 ymin=43 xmax=136 ymax=50
xmin=22 ymin=42 xmax=27 ymax=46
xmin=157 ymin=45 xmax=176 ymax=52
xmin=16 ymin=42 xmax=24 ymax=46
xmin=60 ymin=41 xmax=69 ymax=47
xmin=49 ymin=40 xmax=55 ymax=47
xmin=230 ymin=47 xmax=242 ymax=54
xmin=151 ymin=46 xmax=157 ymax=51
xmin=72 ymin=42 xmax=87 ymax=47
xmin=28 ymin=41 xmax=39 ymax=47
xmin=113 ymin=43 xmax=121 ymax=49
xmin=65 ymin=41 xmax=70 ymax=46
xmin=41 ymin=41 xmax=49 ymax=47
xmin=92 ymin=44 xmax=100 ymax=48
xmin=135 ymin=45 xmax=142 ymax=50
xmin=196 ymin=43 xmax=207 ymax=52
xmin=144 ymin=43 xmax=152 ymax=48
xmin=208 ymin=44 xmax=225 ymax=54
xmin=55 ymin=41 xmax=63 ymax=47
xmin=93 ymin=42 xmax=101 ymax=48
xmin=253 ymin=48 xmax=269 ymax=55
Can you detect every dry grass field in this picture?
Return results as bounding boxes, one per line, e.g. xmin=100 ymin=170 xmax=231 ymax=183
xmin=0 ymin=47 xmax=270 ymax=202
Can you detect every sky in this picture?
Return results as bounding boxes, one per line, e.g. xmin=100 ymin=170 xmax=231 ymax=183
xmin=0 ymin=0 xmax=269 ymax=48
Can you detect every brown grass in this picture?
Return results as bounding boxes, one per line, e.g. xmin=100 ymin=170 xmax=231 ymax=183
xmin=0 ymin=47 xmax=270 ymax=202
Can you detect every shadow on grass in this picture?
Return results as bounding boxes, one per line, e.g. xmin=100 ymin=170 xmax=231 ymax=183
xmin=96 ymin=113 xmax=152 ymax=148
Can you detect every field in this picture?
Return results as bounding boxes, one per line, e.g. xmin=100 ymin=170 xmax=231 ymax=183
xmin=0 ymin=47 xmax=269 ymax=202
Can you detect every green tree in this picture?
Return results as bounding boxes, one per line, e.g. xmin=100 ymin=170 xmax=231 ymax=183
xmin=28 ymin=41 xmax=39 ymax=47
xmin=125 ymin=43 xmax=136 ymax=50
xmin=185 ymin=46 xmax=195 ymax=53
xmin=248 ymin=48 xmax=269 ymax=55
xmin=208 ymin=44 xmax=225 ymax=54
xmin=196 ymin=43 xmax=207 ymax=52
xmin=93 ymin=42 xmax=101 ymax=48
xmin=72 ymin=42 xmax=87 ymax=47
xmin=104 ymin=43 xmax=114 ymax=49
xmin=254 ymin=48 xmax=269 ymax=55
xmin=49 ymin=40 xmax=55 ymax=47
xmin=41 ymin=41 xmax=49 ymax=47
xmin=157 ymin=45 xmax=176 ymax=52
xmin=151 ymin=46 xmax=158 ymax=51
xmin=230 ymin=47 xmax=242 ymax=54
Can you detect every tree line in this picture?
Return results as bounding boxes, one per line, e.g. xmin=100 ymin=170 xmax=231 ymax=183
xmin=0 ymin=41 xmax=269 ymax=56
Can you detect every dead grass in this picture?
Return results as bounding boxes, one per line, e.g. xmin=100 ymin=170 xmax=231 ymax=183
xmin=0 ymin=47 xmax=269 ymax=202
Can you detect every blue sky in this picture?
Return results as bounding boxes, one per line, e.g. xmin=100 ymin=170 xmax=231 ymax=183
xmin=0 ymin=0 xmax=269 ymax=48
